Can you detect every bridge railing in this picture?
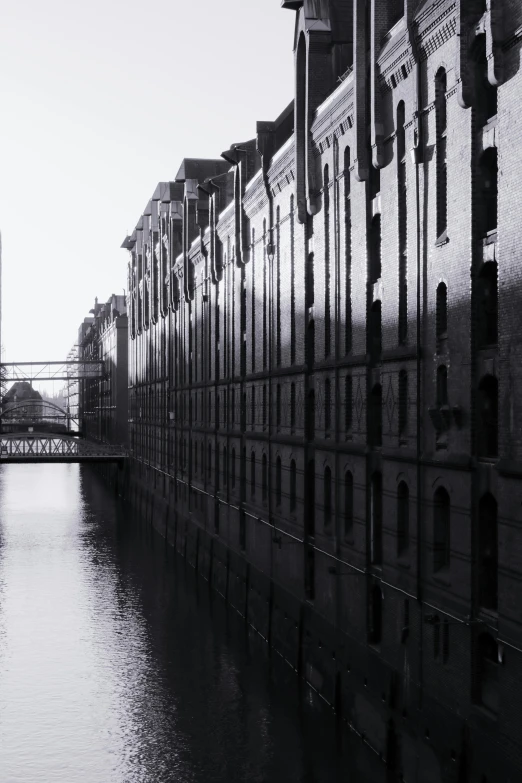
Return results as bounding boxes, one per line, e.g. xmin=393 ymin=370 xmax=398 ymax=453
xmin=0 ymin=435 xmax=127 ymax=462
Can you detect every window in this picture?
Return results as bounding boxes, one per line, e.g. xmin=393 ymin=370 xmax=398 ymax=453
xmin=250 ymin=451 xmax=256 ymax=497
xmin=397 ymin=481 xmax=410 ymax=556
xmin=345 ymin=375 xmax=353 ymax=434
xmin=324 ymin=379 xmax=331 ymax=436
xmin=369 ymin=215 xmax=381 ymax=284
xmin=433 ymin=487 xmax=450 ymax=572
xmin=399 ymin=370 xmax=408 ymax=437
xmin=307 ymin=389 xmax=315 ymax=441
xmin=276 ymin=457 xmax=282 ymax=507
xmin=477 ymin=262 xmax=498 ymax=347
xmin=436 ymin=282 xmax=448 ymax=348
xmin=276 ymin=384 xmax=281 ymax=430
xmin=477 ymin=375 xmax=498 ymax=458
xmin=231 ymin=448 xmax=236 ymax=489
xmin=290 ymin=383 xmax=296 ymax=433
xmin=262 ymin=454 xmax=268 ymax=502
xmin=223 ymin=446 xmax=227 ymax=487
xmin=435 ymin=68 xmax=448 ymax=239
xmin=476 ymin=634 xmax=499 ymax=714
xmin=207 ymin=442 xmax=212 ymax=479
xmin=290 ymin=195 xmax=296 ymax=364
xmin=389 ymin=0 xmax=404 ymax=27
xmin=397 ymin=101 xmax=408 ymax=344
xmin=344 ymin=146 xmax=352 ymax=353
xmin=251 ymin=386 xmax=256 ymax=429
xmin=290 ymin=460 xmax=297 ymax=512
xmin=276 ymin=206 xmax=281 ymax=366
xmin=479 ymin=493 xmax=498 ymax=611
xmin=263 ymin=385 xmax=267 ymax=429
xmin=307 ymin=319 xmax=315 ymax=369
xmin=371 ymin=473 xmax=383 ymax=565
xmin=480 ymin=148 xmax=498 ymax=235
xmin=436 ymin=365 xmax=448 ymax=407
xmin=370 ymin=301 xmax=382 ymax=359
xmin=344 ymin=471 xmax=354 ymax=539
xmin=216 ymin=444 xmax=220 ymax=490
xmin=306 ymin=460 xmax=315 ymax=537
xmin=473 ymin=34 xmax=497 ymax=126
xmin=324 ymin=466 xmax=332 ymax=534
xmin=370 ymin=384 xmax=382 ymax=447
xmin=369 ymin=585 xmax=383 ymax=645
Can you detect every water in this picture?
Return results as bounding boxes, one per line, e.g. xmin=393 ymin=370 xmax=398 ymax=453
xmin=0 ymin=464 xmax=383 ymax=783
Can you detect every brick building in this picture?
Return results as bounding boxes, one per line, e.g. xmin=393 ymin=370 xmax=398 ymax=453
xmin=120 ymin=2 xmax=522 ymax=780
xmin=78 ymin=295 xmax=128 ymax=445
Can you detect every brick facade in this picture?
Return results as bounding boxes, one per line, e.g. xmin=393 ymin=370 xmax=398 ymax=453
xmin=119 ymin=2 xmax=522 ymax=779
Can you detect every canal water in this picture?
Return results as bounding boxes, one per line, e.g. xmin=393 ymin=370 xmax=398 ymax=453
xmin=0 ymin=464 xmax=384 ymax=783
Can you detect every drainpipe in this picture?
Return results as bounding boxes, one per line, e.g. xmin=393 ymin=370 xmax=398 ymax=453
xmin=407 ymin=0 xmax=424 ymax=708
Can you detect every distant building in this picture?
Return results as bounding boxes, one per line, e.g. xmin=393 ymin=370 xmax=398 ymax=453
xmin=2 ymin=381 xmax=44 ymax=431
xmin=77 ymin=295 xmax=128 ymax=445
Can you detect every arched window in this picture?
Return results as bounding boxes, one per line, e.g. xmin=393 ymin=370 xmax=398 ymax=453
xmin=398 ymin=370 xmax=408 ymax=437
xmin=476 ymin=634 xmax=499 ymax=714
xmin=397 ymin=481 xmax=410 ymax=556
xmin=324 ymin=466 xmax=332 ymax=534
xmin=344 ymin=471 xmax=354 ymax=539
xmin=276 ymin=457 xmax=282 ymax=507
xmin=433 ymin=487 xmax=450 ymax=571
xmin=345 ymin=375 xmax=353 ymax=433
xmin=437 ymin=365 xmax=448 ymax=407
xmin=477 ymin=375 xmax=498 ymax=458
xmin=435 ymin=68 xmax=448 ymax=239
xmin=480 ymin=148 xmax=498 ymax=235
xmin=290 ymin=460 xmax=297 ymax=512
xmin=369 ymin=585 xmax=383 ymax=645
xmin=250 ymin=451 xmax=256 ymax=497
xmin=371 ymin=472 xmax=383 ymax=565
xmin=231 ymin=448 xmax=236 ymax=489
xmin=369 ymin=215 xmax=381 ymax=284
xmin=479 ymin=493 xmax=498 ymax=611
xmin=262 ymin=454 xmax=268 ymax=502
xmin=370 ymin=384 xmax=382 ymax=447
xmin=436 ymin=282 xmax=448 ymax=348
xmin=324 ymin=378 xmax=331 ymax=435
xmin=477 ymin=262 xmax=498 ymax=346
xmin=397 ymin=100 xmax=408 ymax=345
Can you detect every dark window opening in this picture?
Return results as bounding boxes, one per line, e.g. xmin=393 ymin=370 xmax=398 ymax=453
xmin=306 ymin=252 xmax=315 ymax=308
xmin=307 ymin=389 xmax=315 ymax=442
xmin=345 ymin=375 xmax=353 ymax=433
xmin=436 ymin=282 xmax=448 ymax=347
xmin=480 ymin=147 xmax=498 ymax=235
xmin=231 ymin=448 xmax=236 ymax=489
xmin=250 ymin=451 xmax=256 ymax=497
xmin=276 ymin=384 xmax=281 ymax=430
xmin=433 ymin=487 xmax=450 ymax=572
xmin=398 ymin=370 xmax=408 ymax=437
xmin=262 ymin=454 xmax=268 ymax=502
xmin=479 ymin=493 xmax=498 ymax=611
xmin=369 ymin=215 xmax=382 ymax=284
xmin=435 ymin=69 xmax=448 ymax=239
xmin=290 ymin=460 xmax=297 ymax=512
xmin=473 ymin=34 xmax=497 ymax=126
xmin=307 ymin=319 xmax=315 ymax=369
xmin=290 ymin=383 xmax=296 ymax=433
xmin=477 ymin=374 xmax=498 ymax=458
xmin=305 ymin=460 xmax=315 ymax=537
xmin=370 ymin=301 xmax=382 ymax=359
xmin=324 ymin=378 xmax=331 ymax=435
xmin=437 ymin=365 xmax=448 ymax=407
xmin=276 ymin=456 xmax=282 ymax=507
xmin=344 ymin=471 xmax=354 ymax=539
xmin=477 ymin=262 xmax=498 ymax=347
xmin=370 ymin=383 xmax=382 ymax=448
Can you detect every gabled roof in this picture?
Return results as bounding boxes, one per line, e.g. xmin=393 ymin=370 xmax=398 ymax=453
xmin=175 ymin=158 xmax=231 ymax=184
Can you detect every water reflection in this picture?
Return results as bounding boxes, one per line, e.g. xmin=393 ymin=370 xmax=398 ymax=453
xmin=0 ymin=464 xmax=383 ymax=782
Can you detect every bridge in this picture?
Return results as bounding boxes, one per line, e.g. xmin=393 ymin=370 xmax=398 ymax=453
xmin=0 ymin=360 xmax=126 ymax=464
xmin=0 ymin=433 xmax=127 ymax=463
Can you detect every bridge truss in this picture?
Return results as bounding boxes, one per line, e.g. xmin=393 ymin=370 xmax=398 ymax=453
xmin=0 ymin=434 xmax=127 ymax=463
xmin=0 ymin=361 xmax=105 ymax=383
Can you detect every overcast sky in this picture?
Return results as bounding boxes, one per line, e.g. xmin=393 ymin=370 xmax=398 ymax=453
xmin=0 ymin=0 xmax=295 ymax=372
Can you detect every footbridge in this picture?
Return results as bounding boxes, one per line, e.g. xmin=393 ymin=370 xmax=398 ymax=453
xmin=0 ymin=433 xmax=127 ymax=463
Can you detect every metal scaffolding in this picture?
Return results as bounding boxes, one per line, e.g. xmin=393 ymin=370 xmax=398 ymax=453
xmin=0 ymin=361 xmax=105 ymax=382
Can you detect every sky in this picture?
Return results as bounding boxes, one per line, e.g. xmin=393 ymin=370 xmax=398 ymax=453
xmin=0 ymin=0 xmax=295 ymax=370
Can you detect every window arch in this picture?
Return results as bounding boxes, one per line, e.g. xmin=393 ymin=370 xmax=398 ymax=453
xmin=344 ymin=471 xmax=354 ymax=539
xmin=479 ymin=493 xmax=498 ymax=611
xmin=397 ymin=481 xmax=410 ymax=556
xmin=477 ymin=262 xmax=498 ymax=346
xmin=433 ymin=486 xmax=450 ymax=571
xmin=479 ymin=147 xmax=498 ymax=235
xmin=477 ymin=375 xmax=498 ymax=458
xmin=324 ymin=466 xmax=332 ymax=534
xmin=435 ymin=68 xmax=448 ymax=239
xmin=371 ymin=472 xmax=383 ymax=565
xmin=290 ymin=460 xmax=297 ymax=512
